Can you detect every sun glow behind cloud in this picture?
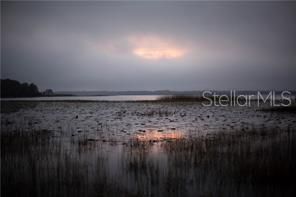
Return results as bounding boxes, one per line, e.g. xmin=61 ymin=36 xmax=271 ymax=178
xmin=133 ymin=47 xmax=184 ymax=60
xmin=129 ymin=35 xmax=186 ymax=60
xmin=89 ymin=35 xmax=187 ymax=61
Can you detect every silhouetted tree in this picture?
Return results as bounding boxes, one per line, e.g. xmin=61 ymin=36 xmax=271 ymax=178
xmin=42 ymin=89 xmax=54 ymax=96
xmin=1 ymin=79 xmax=41 ymax=98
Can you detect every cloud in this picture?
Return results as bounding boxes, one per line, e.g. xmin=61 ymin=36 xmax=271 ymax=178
xmin=2 ymin=1 xmax=296 ymax=90
xmin=87 ymin=34 xmax=187 ymax=60
xmin=128 ymin=35 xmax=186 ymax=60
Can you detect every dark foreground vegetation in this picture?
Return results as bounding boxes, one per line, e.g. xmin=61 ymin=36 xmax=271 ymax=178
xmin=2 ymin=126 xmax=296 ymax=197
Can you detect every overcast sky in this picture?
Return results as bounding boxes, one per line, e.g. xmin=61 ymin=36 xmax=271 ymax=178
xmin=2 ymin=1 xmax=296 ymax=91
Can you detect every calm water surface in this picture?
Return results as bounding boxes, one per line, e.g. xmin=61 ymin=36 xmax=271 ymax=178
xmin=1 ymin=95 xmax=163 ymax=101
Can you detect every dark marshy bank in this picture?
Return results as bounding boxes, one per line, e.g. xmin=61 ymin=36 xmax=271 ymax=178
xmin=2 ymin=124 xmax=296 ymax=197
xmin=157 ymin=95 xmax=209 ymax=102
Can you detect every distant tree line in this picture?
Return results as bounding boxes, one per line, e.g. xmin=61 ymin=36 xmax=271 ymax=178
xmin=1 ymin=79 xmax=41 ymax=98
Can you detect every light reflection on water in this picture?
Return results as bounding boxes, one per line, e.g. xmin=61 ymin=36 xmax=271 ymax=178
xmin=134 ymin=130 xmax=184 ymax=142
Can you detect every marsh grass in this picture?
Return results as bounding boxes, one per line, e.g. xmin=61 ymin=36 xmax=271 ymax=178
xmin=259 ymin=105 xmax=296 ymax=113
xmin=1 ymin=126 xmax=296 ymax=197
xmin=157 ymin=95 xmax=208 ymax=102
xmin=162 ymin=129 xmax=296 ymax=194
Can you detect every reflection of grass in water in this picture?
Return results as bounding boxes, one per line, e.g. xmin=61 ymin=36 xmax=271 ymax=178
xmin=2 ymin=127 xmax=296 ymax=197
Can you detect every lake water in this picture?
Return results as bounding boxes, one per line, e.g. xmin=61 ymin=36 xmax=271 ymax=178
xmin=2 ymin=101 xmax=296 ymax=196
xmin=2 ymin=92 xmax=295 ymax=102
xmin=0 ymin=95 xmax=163 ymax=101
